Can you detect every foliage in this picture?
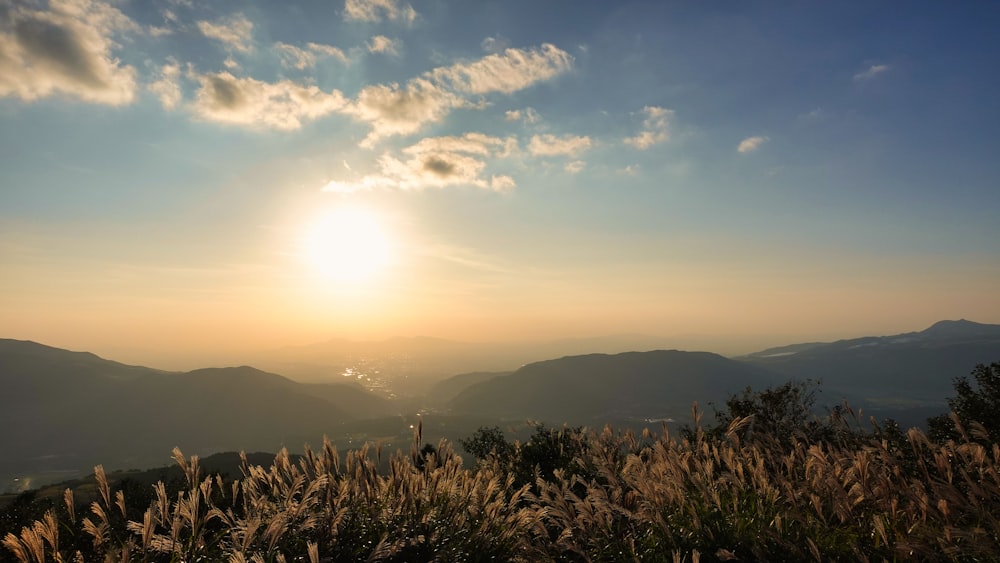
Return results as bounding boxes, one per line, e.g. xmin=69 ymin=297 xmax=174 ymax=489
xmin=461 ymin=423 xmax=588 ymax=490
xmin=7 ymin=366 xmax=1000 ymax=562
xmin=929 ymin=362 xmax=1000 ymax=443
xmin=682 ymin=379 xmax=871 ymax=453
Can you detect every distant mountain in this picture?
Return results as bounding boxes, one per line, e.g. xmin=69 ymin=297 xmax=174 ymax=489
xmin=253 ymin=334 xmax=671 ymax=395
xmin=740 ymin=320 xmax=1000 ymax=405
xmin=0 ymin=339 xmax=396 ymax=487
xmin=448 ymin=350 xmax=781 ymax=425
xmin=425 ymin=371 xmax=511 ymax=405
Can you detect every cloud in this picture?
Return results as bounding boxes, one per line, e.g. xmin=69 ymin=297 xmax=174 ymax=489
xmin=490 ymin=174 xmax=516 ymax=191
xmin=403 ymin=132 xmax=517 ymax=156
xmin=323 ymin=133 xmax=515 ymax=192
xmin=619 ymin=164 xmax=639 ymax=176
xmin=275 ymin=41 xmax=347 ymax=69
xmin=0 ymin=0 xmax=138 ymax=105
xmin=197 ymin=14 xmax=254 ymax=52
xmin=737 ymin=135 xmax=769 ymax=153
xmin=564 ymin=160 xmax=585 ymax=174
xmin=190 ymin=71 xmax=347 ymax=130
xmin=367 ymin=35 xmax=400 ymax=56
xmin=528 ymin=133 xmax=592 ymax=156
xmin=797 ymin=107 xmax=824 ymax=122
xmin=430 ymin=43 xmax=572 ymax=95
xmin=854 ymin=64 xmax=890 ymax=81
xmin=624 ymin=105 xmax=673 ymax=149
xmin=148 ymin=60 xmax=182 ymax=109
xmin=349 ymin=77 xmax=469 ymax=146
xmin=505 ymin=107 xmax=540 ymax=124
xmin=480 ymin=35 xmax=509 ymax=54
xmin=344 ymin=43 xmax=571 ymax=145
xmin=344 ymin=0 xmax=417 ymax=24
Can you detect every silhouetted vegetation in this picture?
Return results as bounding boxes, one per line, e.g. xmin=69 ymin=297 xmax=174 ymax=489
xmin=928 ymin=362 xmax=1000 ymax=444
xmin=5 ymin=363 xmax=1000 ymax=561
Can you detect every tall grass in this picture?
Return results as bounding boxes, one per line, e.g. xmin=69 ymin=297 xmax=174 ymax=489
xmin=5 ymin=414 xmax=1000 ymax=562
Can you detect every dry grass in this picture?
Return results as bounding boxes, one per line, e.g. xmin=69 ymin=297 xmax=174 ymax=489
xmin=5 ymin=415 xmax=1000 ymax=562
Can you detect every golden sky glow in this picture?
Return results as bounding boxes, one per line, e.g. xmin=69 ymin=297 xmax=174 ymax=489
xmin=1 ymin=0 xmax=999 ymax=368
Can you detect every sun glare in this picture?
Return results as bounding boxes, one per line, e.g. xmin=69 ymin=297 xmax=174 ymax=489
xmin=303 ymin=207 xmax=392 ymax=284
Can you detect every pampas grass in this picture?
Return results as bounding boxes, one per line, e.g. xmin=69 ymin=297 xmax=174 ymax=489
xmin=5 ymin=414 xmax=1000 ymax=562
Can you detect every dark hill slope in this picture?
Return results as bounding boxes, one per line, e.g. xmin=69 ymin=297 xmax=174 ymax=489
xmin=741 ymin=320 xmax=1000 ymax=403
xmin=449 ymin=350 xmax=781 ymax=424
xmin=0 ymin=341 xmax=390 ymax=481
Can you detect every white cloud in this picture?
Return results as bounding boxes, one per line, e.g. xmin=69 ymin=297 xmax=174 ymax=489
xmin=619 ymin=164 xmax=639 ymax=176
xmin=196 ymin=14 xmax=254 ymax=53
xmin=430 ymin=43 xmax=572 ymax=95
xmin=338 ymin=43 xmax=572 ymax=145
xmin=367 ymin=35 xmax=400 ymax=56
xmin=324 ymin=133 xmax=515 ymax=192
xmin=490 ymin=175 xmax=516 ymax=191
xmin=148 ymin=60 xmax=182 ymax=109
xmin=403 ymin=132 xmax=516 ymax=156
xmin=737 ymin=135 xmax=769 ymax=153
xmin=624 ymin=106 xmax=673 ymax=149
xmin=480 ymin=35 xmax=509 ymax=54
xmin=854 ymin=64 xmax=890 ymax=81
xmin=349 ymin=77 xmax=469 ymax=146
xmin=190 ymin=71 xmax=347 ymax=130
xmin=344 ymin=0 xmax=417 ymax=24
xmin=275 ymin=41 xmax=347 ymax=69
xmin=0 ymin=0 xmax=138 ymax=105
xmin=528 ymin=133 xmax=592 ymax=156
xmin=505 ymin=107 xmax=540 ymax=124
xmin=565 ymin=160 xmax=585 ymax=174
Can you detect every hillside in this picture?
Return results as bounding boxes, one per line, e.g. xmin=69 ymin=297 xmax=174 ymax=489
xmin=449 ymin=350 xmax=782 ymax=424
xmin=0 ymin=340 xmax=393 ymax=489
xmin=740 ymin=320 xmax=1000 ymax=404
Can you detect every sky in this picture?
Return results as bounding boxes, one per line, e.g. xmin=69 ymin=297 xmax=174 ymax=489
xmin=2 ymin=0 xmax=999 ymax=368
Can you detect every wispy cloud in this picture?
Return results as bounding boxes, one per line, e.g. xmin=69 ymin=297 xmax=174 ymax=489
xmin=565 ymin=160 xmax=585 ymax=174
xmin=274 ymin=41 xmax=348 ymax=69
xmin=737 ymin=135 xmax=769 ymax=153
xmin=190 ymin=71 xmax=347 ymax=130
xmin=0 ymin=0 xmax=138 ymax=105
xmin=367 ymin=35 xmax=401 ymax=56
xmin=350 ymin=44 xmax=571 ymax=145
xmin=431 ymin=44 xmax=572 ymax=95
xmin=323 ymin=133 xmax=516 ymax=192
xmin=480 ymin=35 xmax=509 ymax=54
xmin=344 ymin=0 xmax=417 ymax=24
xmin=350 ymin=78 xmax=469 ymax=146
xmin=505 ymin=107 xmax=540 ymax=124
xmin=148 ymin=60 xmax=182 ymax=109
xmin=624 ymin=106 xmax=673 ymax=149
xmin=528 ymin=134 xmax=592 ymax=157
xmin=853 ymin=64 xmax=890 ymax=81
xmin=196 ymin=14 xmax=254 ymax=53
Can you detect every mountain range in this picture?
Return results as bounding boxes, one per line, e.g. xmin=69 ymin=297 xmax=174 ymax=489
xmin=0 ymin=340 xmax=398 ymax=490
xmin=2 ymin=319 xmax=999 ymax=492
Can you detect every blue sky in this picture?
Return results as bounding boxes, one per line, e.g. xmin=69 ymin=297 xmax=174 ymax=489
xmin=1 ymin=0 xmax=998 ymax=366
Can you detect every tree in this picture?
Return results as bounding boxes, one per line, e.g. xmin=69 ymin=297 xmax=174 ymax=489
xmin=459 ymin=426 xmax=514 ymax=466
xmin=460 ymin=424 xmax=588 ymax=488
xmin=928 ymin=362 xmax=1000 ymax=443
xmin=686 ymin=379 xmax=867 ymax=449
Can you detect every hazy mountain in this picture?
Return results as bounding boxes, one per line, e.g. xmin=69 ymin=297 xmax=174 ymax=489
xmin=252 ymin=334 xmax=670 ymax=395
xmin=425 ymin=371 xmax=512 ymax=405
xmin=740 ymin=320 xmax=1000 ymax=405
xmin=0 ymin=339 xmax=394 ymax=487
xmin=448 ymin=350 xmax=782 ymax=425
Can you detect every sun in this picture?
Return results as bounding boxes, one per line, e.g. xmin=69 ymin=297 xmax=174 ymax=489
xmin=303 ymin=206 xmax=392 ymax=284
